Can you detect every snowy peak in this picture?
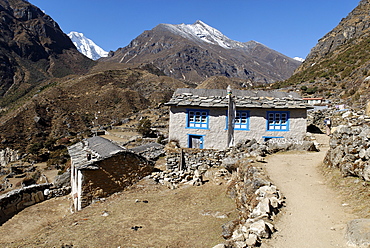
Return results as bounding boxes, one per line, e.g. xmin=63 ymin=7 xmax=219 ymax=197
xmin=161 ymin=20 xmax=238 ymax=49
xmin=68 ymin=31 xmax=108 ymax=60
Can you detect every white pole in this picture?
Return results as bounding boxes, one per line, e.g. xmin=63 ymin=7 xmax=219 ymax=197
xmin=227 ymin=85 xmax=235 ymax=147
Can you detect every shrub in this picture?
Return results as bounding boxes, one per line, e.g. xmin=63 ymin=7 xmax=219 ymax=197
xmin=137 ymin=118 xmax=152 ymax=137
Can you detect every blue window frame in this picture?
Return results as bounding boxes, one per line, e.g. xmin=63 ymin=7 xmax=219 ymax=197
xmin=234 ymin=111 xmax=250 ymax=130
xmin=225 ymin=110 xmax=250 ymax=130
xmin=187 ymin=109 xmax=209 ymax=129
xmin=267 ymin=111 xmax=289 ymax=131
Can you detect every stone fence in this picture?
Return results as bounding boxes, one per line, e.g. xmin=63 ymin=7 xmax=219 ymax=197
xmin=0 ymin=183 xmax=71 ymax=225
xmin=166 ymin=139 xmax=318 ymax=173
xmin=166 ymin=148 xmax=228 ymax=171
xmin=324 ymin=124 xmax=370 ymax=180
xmin=0 ymin=183 xmax=52 ymax=225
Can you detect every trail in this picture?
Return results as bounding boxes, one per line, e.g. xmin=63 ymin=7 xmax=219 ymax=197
xmin=261 ymin=134 xmax=355 ymax=248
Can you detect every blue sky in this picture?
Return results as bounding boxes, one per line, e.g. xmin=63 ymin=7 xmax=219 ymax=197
xmin=29 ymin=0 xmax=360 ymax=60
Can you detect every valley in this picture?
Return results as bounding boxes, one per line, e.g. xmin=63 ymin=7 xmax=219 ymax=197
xmin=1 ymin=0 xmax=370 ymax=247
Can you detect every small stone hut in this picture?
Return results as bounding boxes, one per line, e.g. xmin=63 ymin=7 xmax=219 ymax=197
xmin=68 ymin=136 xmax=153 ymax=211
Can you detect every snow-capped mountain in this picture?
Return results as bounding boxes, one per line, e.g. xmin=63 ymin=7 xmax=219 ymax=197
xmin=68 ymin=32 xmax=108 ymax=60
xmin=162 ymin=20 xmax=239 ymax=49
xmin=103 ymin=20 xmax=301 ymax=84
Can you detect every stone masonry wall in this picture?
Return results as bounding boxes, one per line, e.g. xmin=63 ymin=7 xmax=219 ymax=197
xmin=0 ymin=183 xmax=52 ymax=225
xmin=166 ymin=148 xmax=228 ymax=171
xmin=80 ymin=152 xmax=153 ymax=209
xmin=324 ymin=124 xmax=370 ymax=180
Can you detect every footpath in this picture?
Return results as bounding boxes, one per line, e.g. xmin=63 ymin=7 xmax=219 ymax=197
xmin=261 ymin=134 xmax=355 ymax=248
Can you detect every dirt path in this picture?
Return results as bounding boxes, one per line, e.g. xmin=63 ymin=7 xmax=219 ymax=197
xmin=261 ymin=134 xmax=355 ymax=248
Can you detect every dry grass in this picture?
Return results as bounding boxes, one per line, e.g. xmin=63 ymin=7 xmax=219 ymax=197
xmin=320 ymin=164 xmax=370 ymax=218
xmin=0 ymin=178 xmax=237 ymax=248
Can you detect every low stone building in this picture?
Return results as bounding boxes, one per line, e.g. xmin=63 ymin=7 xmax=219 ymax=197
xmin=68 ymin=136 xmax=153 ymax=211
xmin=165 ymin=88 xmax=311 ymax=150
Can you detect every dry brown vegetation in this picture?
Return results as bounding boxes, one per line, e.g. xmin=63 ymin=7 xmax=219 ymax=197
xmin=320 ymin=164 xmax=370 ymax=219
xmin=0 ymin=178 xmax=236 ymax=248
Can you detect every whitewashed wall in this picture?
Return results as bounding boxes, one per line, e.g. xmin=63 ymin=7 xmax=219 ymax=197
xmin=169 ymin=107 xmax=307 ymax=150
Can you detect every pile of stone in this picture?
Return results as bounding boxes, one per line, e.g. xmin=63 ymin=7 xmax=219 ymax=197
xmin=324 ymin=124 xmax=370 ymax=180
xmin=214 ymin=163 xmax=284 ymax=248
xmin=148 ymin=169 xmax=204 ymax=189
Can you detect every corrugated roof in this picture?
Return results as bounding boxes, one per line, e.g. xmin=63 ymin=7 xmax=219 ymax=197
xmin=165 ymin=88 xmax=309 ymax=109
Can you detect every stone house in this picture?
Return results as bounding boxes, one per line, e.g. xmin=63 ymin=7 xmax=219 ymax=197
xmin=68 ymin=136 xmax=153 ymax=211
xmin=165 ymin=88 xmax=311 ymax=150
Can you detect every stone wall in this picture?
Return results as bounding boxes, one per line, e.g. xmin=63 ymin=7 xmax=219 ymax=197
xmin=0 ymin=183 xmax=52 ymax=225
xmin=79 ymin=152 xmax=153 ymax=210
xmin=166 ymin=148 xmax=228 ymax=171
xmin=324 ymin=124 xmax=370 ymax=180
xmin=166 ymin=139 xmax=317 ymax=173
xmin=216 ymin=163 xmax=284 ymax=248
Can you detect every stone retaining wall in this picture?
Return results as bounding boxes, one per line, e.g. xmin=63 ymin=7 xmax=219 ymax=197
xmin=0 ymin=183 xmax=52 ymax=225
xmin=214 ymin=161 xmax=284 ymax=247
xmin=324 ymin=124 xmax=370 ymax=180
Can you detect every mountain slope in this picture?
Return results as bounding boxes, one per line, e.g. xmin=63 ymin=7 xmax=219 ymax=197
xmin=102 ymin=20 xmax=301 ymax=84
xmin=0 ymin=66 xmax=187 ymax=152
xmin=68 ymin=32 xmax=108 ymax=60
xmin=0 ymin=0 xmax=95 ymax=106
xmin=281 ymin=0 xmax=370 ymax=107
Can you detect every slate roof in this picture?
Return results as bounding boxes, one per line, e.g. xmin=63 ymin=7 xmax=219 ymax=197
xmin=165 ymin=88 xmax=310 ymax=109
xmin=68 ymin=136 xmax=125 ymax=170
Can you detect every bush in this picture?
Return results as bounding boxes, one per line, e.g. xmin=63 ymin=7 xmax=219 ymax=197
xmin=137 ymin=118 xmax=152 ymax=137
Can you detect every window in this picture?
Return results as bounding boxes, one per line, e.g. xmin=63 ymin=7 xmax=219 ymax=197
xmin=234 ymin=111 xmax=250 ymax=130
xmin=267 ymin=111 xmax=289 ymax=131
xmin=225 ymin=110 xmax=250 ymax=130
xmin=187 ymin=109 xmax=209 ymax=129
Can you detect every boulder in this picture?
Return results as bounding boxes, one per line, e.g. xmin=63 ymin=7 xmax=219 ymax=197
xmin=249 ymin=219 xmax=271 ymax=239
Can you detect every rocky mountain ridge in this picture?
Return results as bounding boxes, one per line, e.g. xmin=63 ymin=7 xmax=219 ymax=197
xmin=280 ymin=0 xmax=370 ymax=108
xmin=102 ymin=20 xmax=301 ymax=84
xmin=0 ymin=0 xmax=95 ymax=106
